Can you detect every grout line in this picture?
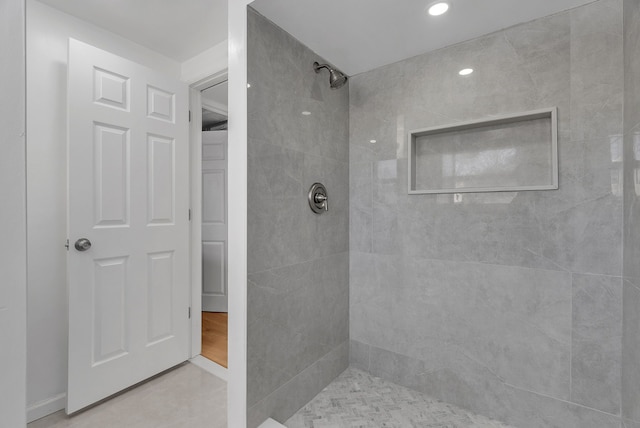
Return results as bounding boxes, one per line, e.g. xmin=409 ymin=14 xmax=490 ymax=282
xmin=248 ymin=135 xmax=348 ymax=164
xmin=503 ymin=380 xmax=621 ymax=419
xmin=348 ymin=250 xmax=622 ymax=278
xmin=248 ymin=250 xmax=350 ymax=276
xmin=573 ymin=271 xmax=624 ymax=279
xmin=624 ymin=278 xmax=640 ymax=293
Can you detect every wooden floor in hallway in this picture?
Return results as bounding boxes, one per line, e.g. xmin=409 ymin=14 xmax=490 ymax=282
xmin=202 ymin=312 xmax=228 ymax=368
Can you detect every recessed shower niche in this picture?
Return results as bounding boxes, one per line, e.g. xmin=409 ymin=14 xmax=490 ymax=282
xmin=408 ymin=107 xmax=558 ymax=194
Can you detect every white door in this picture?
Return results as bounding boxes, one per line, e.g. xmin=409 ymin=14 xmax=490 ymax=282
xmin=67 ymin=39 xmax=190 ymax=413
xmin=202 ymin=131 xmax=228 ymax=312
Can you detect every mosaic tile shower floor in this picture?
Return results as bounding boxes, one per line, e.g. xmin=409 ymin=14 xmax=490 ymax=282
xmin=285 ymin=368 xmax=515 ymax=428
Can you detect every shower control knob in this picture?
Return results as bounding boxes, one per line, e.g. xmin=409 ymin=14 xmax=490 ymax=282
xmin=314 ymin=193 xmax=328 ymax=211
xmin=308 ymin=183 xmax=328 ymax=214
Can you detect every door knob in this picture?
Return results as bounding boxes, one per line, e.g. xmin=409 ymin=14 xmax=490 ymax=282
xmin=74 ymin=238 xmax=92 ymax=252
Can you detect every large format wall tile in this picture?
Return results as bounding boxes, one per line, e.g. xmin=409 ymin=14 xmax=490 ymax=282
xmin=351 ymin=252 xmax=572 ymax=400
xmin=247 ymin=7 xmax=349 ymax=426
xmin=349 ymin=160 xmax=372 ymax=253
xmin=247 ymin=152 xmax=349 ymax=274
xmin=570 ymin=0 xmax=624 ymax=143
xmin=571 ymin=274 xmax=622 ymax=414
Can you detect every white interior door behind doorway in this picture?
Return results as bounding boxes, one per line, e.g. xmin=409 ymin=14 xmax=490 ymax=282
xmin=202 ymin=131 xmax=228 ymax=312
xmin=67 ymin=39 xmax=190 ymax=413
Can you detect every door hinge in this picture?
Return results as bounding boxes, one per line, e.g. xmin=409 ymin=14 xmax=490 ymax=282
xmin=189 ymin=110 xmax=191 ymax=122
xmin=65 ymin=239 xmax=69 ymax=251
xmin=188 ymin=307 xmax=191 ymax=319
xmin=188 ymin=209 xmax=192 ymax=221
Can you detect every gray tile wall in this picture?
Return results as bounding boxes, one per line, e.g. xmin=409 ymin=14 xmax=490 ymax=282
xmin=623 ymin=0 xmax=640 ymax=423
xmin=246 ymin=8 xmax=349 ymax=427
xmin=349 ymin=0 xmax=627 ymax=426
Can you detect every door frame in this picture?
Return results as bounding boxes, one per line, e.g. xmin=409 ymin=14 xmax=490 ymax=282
xmin=188 ymin=69 xmax=228 ymax=362
xmin=227 ymin=4 xmax=250 ymax=427
xmin=156 ymin=6 xmax=248 ymax=427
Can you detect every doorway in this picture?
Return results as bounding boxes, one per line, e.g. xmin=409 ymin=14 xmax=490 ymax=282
xmin=200 ymin=80 xmax=229 ymax=369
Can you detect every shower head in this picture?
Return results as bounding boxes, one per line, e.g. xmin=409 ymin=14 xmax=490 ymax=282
xmin=313 ymin=61 xmax=348 ymax=89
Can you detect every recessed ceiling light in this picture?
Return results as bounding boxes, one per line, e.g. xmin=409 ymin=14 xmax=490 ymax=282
xmin=370 ymin=139 xmax=377 ymax=144
xmin=247 ymin=83 xmax=251 ymax=88
xmin=459 ymin=68 xmax=474 ymax=76
xmin=428 ymin=2 xmax=450 ymax=16
xmin=302 ymin=111 xmax=311 ymax=116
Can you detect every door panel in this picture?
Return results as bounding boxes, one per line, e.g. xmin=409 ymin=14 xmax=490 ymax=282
xmin=147 ymin=251 xmax=174 ymax=344
xmin=147 ymin=134 xmax=175 ymax=224
xmin=203 ymin=241 xmax=226 ymax=295
xmin=203 ymin=170 xmax=225 ymax=223
xmin=202 ymin=131 xmax=228 ymax=312
xmin=93 ymin=67 xmax=129 ymax=110
xmin=67 ymin=39 xmax=189 ymax=413
xmin=94 ymin=123 xmax=129 ymax=227
xmin=92 ymin=257 xmax=128 ymax=365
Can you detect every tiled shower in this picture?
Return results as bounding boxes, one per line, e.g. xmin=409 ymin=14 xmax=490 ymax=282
xmin=246 ymin=0 xmax=640 ymax=426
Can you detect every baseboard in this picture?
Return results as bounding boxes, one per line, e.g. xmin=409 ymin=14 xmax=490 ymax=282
xmin=189 ymin=355 xmax=228 ymax=381
xmin=258 ymin=418 xmax=286 ymax=428
xmin=27 ymin=393 xmax=65 ymax=423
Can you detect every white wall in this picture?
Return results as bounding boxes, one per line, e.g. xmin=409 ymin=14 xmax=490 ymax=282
xmin=0 ymin=0 xmax=27 ymax=426
xmin=26 ymin=1 xmax=181 ymax=419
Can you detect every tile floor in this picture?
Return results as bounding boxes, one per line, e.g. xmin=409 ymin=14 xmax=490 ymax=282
xmin=28 ymin=363 xmax=227 ymax=428
xmin=285 ymin=368 xmax=515 ymax=428
xmin=28 ymin=364 xmax=514 ymax=428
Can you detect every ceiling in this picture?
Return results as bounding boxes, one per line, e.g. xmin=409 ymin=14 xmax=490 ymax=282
xmin=202 ymin=109 xmax=228 ymax=130
xmin=36 ymin=0 xmax=598 ymax=74
xmin=37 ymin=0 xmax=228 ymax=62
xmin=251 ymin=0 xmax=598 ymax=76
